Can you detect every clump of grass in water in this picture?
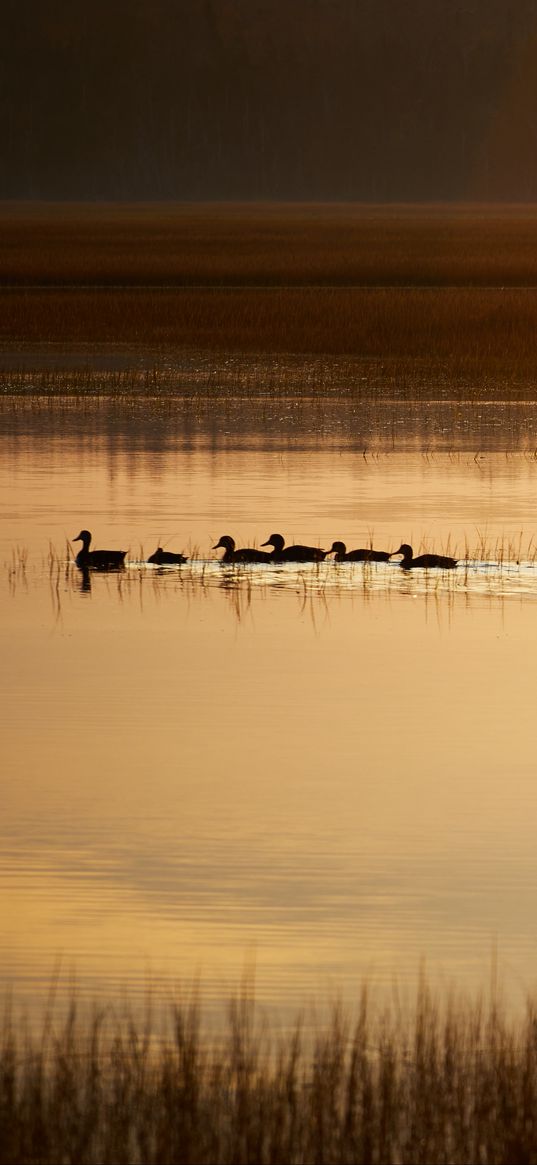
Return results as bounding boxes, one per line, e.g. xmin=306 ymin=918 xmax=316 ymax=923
xmin=462 ymin=530 xmax=537 ymax=566
xmin=4 ymin=979 xmax=537 ymax=1164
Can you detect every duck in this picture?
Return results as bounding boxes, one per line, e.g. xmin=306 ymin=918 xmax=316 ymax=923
xmin=328 ymin=541 xmax=391 ymax=563
xmin=147 ymin=547 xmax=188 ymax=565
xmin=261 ymin=533 xmax=327 ymax=562
xmin=392 ymin=543 xmax=458 ymax=569
xmin=73 ymin=529 xmax=126 ymax=570
xmin=212 ymin=536 xmax=272 ymax=564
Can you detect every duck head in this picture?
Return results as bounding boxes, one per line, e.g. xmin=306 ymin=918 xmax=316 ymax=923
xmin=261 ymin=533 xmax=284 ymax=552
xmin=73 ymin=529 xmax=92 ymax=549
xmin=213 ymin=535 xmax=235 ymax=552
xmin=329 ymin=541 xmax=346 ymax=555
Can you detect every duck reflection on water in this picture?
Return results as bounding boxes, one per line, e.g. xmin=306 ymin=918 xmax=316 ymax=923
xmin=78 ymin=565 xmax=92 ymax=593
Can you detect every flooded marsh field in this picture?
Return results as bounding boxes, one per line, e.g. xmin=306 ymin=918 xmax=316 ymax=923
xmin=3 ymin=380 xmax=537 ymax=1029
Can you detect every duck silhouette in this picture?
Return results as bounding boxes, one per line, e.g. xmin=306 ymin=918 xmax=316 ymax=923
xmin=261 ymin=533 xmax=326 ymax=562
xmin=329 ymin=541 xmax=390 ymax=563
xmin=392 ymin=543 xmax=458 ymax=569
xmin=212 ymin=536 xmax=271 ymax=564
xmin=73 ymin=530 xmax=126 ymax=570
xmin=147 ymin=547 xmax=188 ymax=565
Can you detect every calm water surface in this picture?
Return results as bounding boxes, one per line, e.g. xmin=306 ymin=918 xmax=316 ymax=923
xmin=3 ymin=393 xmax=537 ymax=1019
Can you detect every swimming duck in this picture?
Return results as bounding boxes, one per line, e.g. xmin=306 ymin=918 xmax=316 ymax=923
xmin=329 ymin=541 xmax=391 ymax=563
xmin=392 ymin=543 xmax=458 ymax=569
xmin=261 ymin=533 xmax=326 ymax=562
xmin=147 ymin=547 xmax=188 ymax=565
xmin=73 ymin=529 xmax=126 ymax=570
xmin=212 ymin=536 xmax=271 ymax=564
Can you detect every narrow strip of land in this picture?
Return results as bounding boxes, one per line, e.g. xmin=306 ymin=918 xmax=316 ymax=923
xmin=4 ymin=202 xmax=537 ymax=288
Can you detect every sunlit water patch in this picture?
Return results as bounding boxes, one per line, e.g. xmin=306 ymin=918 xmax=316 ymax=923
xmin=5 ymin=388 xmax=537 ymax=452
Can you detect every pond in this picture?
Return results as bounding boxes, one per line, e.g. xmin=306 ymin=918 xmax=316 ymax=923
xmin=3 ymin=389 xmax=537 ymax=1021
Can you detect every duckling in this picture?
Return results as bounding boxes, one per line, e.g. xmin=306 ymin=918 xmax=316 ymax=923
xmin=392 ymin=543 xmax=458 ymax=569
xmin=212 ymin=536 xmax=271 ymax=564
xmin=261 ymin=533 xmax=326 ymax=562
xmin=73 ymin=529 xmax=126 ymax=570
xmin=147 ymin=547 xmax=188 ymax=565
xmin=329 ymin=541 xmax=390 ymax=563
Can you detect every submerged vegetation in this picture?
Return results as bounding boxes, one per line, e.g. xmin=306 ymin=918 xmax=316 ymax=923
xmin=3 ymin=980 xmax=537 ymax=1164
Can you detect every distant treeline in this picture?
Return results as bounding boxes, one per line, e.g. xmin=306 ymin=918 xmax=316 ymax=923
xmin=3 ymin=0 xmax=537 ymax=200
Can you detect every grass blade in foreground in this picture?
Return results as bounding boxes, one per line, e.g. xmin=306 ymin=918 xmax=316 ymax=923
xmin=2 ymin=981 xmax=537 ymax=1164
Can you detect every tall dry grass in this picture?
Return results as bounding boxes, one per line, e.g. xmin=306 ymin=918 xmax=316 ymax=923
xmin=5 ymin=204 xmax=537 ymax=387
xmin=3 ymin=981 xmax=537 ymax=1164
xmin=4 ymin=286 xmax=537 ymax=380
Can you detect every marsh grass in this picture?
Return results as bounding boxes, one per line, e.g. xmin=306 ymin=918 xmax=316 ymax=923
xmin=6 ymin=540 xmax=537 ymax=620
xmin=4 ymin=287 xmax=537 ymax=385
xmin=4 ymin=978 xmax=537 ymax=1164
xmin=4 ymin=205 xmax=537 ymax=391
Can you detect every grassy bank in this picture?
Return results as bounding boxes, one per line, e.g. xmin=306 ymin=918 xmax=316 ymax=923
xmin=2 ymin=982 xmax=537 ymax=1164
xmin=3 ymin=204 xmax=537 ymax=388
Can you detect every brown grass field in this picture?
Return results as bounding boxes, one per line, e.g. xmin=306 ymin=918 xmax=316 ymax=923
xmin=3 ymin=203 xmax=537 ymax=391
xmin=3 ymin=981 xmax=537 ymax=1164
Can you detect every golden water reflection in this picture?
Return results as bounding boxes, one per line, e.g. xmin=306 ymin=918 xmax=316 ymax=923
xmin=3 ymin=408 xmax=537 ymax=1017
xmin=3 ymin=564 xmax=537 ymax=1017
